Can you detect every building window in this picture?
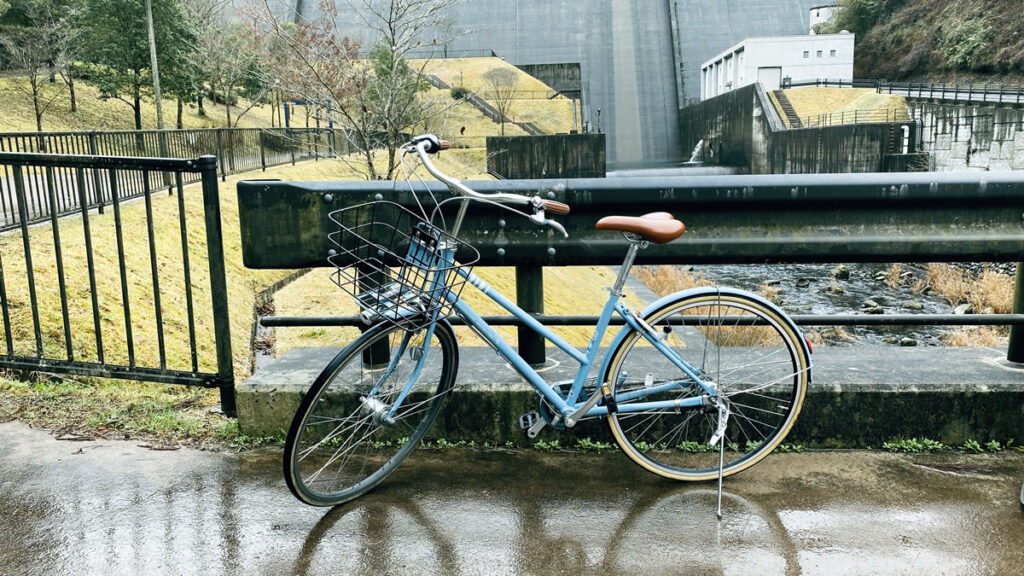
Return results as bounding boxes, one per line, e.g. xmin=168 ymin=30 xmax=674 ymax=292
xmin=830 ymin=49 xmax=837 ymax=57
xmin=816 ymin=50 xmax=823 ymax=57
xmin=803 ymin=50 xmax=809 ymax=58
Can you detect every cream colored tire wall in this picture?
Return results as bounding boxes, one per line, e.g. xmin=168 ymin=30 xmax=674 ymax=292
xmin=603 ymin=291 xmax=809 ymax=481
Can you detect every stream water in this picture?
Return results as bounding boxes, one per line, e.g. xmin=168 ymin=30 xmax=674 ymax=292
xmin=684 ymin=262 xmax=957 ymax=346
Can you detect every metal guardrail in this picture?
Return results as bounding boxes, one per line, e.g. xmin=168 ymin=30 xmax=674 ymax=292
xmin=238 ymin=170 xmax=1024 ymax=364
xmin=0 ymin=152 xmax=237 ymax=414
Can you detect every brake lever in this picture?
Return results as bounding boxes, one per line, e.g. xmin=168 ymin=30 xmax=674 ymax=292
xmin=529 ymin=211 xmax=569 ymax=238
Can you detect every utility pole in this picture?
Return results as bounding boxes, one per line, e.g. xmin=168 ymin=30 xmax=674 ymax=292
xmin=145 ymin=0 xmax=165 ymax=132
xmin=145 ymin=0 xmax=171 ymax=184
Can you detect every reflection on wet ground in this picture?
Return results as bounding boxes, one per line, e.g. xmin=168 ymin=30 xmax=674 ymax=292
xmin=1 ymin=421 xmax=1022 ymax=575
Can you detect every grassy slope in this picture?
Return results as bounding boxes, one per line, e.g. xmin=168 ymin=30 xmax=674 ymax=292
xmin=0 ymin=77 xmax=274 ymax=133
xmin=420 ymin=57 xmax=575 ymax=135
xmin=780 ymin=87 xmax=909 ymax=122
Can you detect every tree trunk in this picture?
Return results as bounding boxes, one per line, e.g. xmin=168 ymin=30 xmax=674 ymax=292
xmin=134 ymin=95 xmax=143 ymax=131
xmin=31 ymin=78 xmax=43 ymax=133
xmin=197 ymin=94 xmax=205 ymax=116
xmin=177 ymin=98 xmax=184 ymax=129
xmin=132 ymin=74 xmax=143 ymax=130
xmin=225 ymin=85 xmax=233 ymax=127
xmin=67 ymin=71 xmax=77 ymax=112
xmin=133 ymin=78 xmax=144 ymax=151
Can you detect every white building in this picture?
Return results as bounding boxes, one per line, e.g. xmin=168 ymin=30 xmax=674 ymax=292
xmin=809 ymin=4 xmax=841 ymax=33
xmin=700 ymin=32 xmax=854 ymax=99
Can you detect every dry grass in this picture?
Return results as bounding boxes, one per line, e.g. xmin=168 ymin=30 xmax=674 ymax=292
xmin=942 ymin=326 xmax=1008 ymax=347
xmin=883 ymin=264 xmax=903 ymax=289
xmin=758 ymin=281 xmax=781 ymax=302
xmin=969 ymin=271 xmax=1014 ymax=314
xmin=921 ymin=263 xmax=1014 ymax=347
xmin=419 ymin=57 xmax=575 ymax=135
xmin=926 ymin=264 xmax=971 ymax=306
xmin=632 ymin=266 xmax=713 ymax=296
xmin=0 ymin=77 xmax=274 ymax=133
xmin=779 ymin=87 xmax=909 ymax=123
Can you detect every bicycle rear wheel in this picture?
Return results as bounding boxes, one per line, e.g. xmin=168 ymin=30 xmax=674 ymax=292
xmin=284 ymin=320 xmax=458 ymax=506
xmin=604 ymin=289 xmax=809 ymax=481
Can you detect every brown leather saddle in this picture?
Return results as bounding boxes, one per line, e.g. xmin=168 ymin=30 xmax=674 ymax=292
xmin=595 ymin=212 xmax=685 ymax=244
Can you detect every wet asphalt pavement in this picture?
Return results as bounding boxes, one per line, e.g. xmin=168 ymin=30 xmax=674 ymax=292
xmin=1 ymin=421 xmax=1023 ymax=576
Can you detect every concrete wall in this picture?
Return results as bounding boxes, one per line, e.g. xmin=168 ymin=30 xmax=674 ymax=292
xmin=675 ymin=0 xmax=823 ymax=104
xmin=515 ymin=63 xmax=582 ymax=97
xmin=486 ymin=134 xmax=606 ymax=179
xmin=908 ymin=101 xmax=1024 ymax=171
xmin=681 ymin=83 xmax=914 ymax=174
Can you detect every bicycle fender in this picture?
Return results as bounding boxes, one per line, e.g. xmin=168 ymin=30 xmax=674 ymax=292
xmin=598 ymin=286 xmax=812 ymax=385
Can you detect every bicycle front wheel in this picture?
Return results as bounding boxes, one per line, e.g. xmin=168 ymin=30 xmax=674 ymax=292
xmin=604 ymin=289 xmax=809 ymax=481
xmin=284 ymin=320 xmax=458 ymax=506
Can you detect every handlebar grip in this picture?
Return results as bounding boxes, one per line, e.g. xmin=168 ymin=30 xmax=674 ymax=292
xmin=410 ymin=134 xmax=444 ymax=154
xmin=542 ymin=199 xmax=571 ymax=215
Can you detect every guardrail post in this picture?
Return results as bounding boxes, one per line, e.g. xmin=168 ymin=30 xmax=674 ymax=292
xmin=199 ymin=155 xmax=236 ymax=415
xmin=516 ymin=265 xmax=545 ymax=365
xmin=1008 ymin=262 xmax=1024 ymax=363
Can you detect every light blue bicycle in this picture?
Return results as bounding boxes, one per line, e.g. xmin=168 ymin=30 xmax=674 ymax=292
xmin=284 ymin=135 xmax=812 ymax=509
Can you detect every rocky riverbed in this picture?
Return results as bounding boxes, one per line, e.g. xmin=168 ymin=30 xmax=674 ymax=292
xmin=685 ymin=262 xmax=1006 ymax=347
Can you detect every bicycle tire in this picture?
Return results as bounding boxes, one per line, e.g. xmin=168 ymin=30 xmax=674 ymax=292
xmin=284 ymin=319 xmax=458 ymax=506
xmin=603 ymin=289 xmax=809 ymax=481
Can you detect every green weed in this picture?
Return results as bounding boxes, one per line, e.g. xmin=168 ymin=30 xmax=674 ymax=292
xmin=882 ymin=437 xmax=950 ymax=453
xmin=533 ymin=439 xmax=561 ymax=452
xmin=575 ymin=438 xmax=614 ymax=453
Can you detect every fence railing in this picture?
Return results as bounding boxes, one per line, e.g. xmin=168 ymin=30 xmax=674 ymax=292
xmin=238 ymin=170 xmax=1024 ymax=365
xmin=781 ymin=78 xmax=1024 ymax=105
xmin=0 ymin=152 xmax=236 ymax=414
xmin=799 ymin=108 xmax=912 ymax=128
xmin=0 ymin=127 xmax=344 ymax=231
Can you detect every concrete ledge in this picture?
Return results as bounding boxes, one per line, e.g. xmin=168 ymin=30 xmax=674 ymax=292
xmin=237 ymin=345 xmax=1024 ymax=447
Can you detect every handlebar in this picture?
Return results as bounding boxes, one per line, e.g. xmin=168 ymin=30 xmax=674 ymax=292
xmin=404 ymin=134 xmax=570 ymax=237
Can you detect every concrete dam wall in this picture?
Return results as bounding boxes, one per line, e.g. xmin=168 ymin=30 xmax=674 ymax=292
xmin=679 ymin=83 xmax=915 ymax=174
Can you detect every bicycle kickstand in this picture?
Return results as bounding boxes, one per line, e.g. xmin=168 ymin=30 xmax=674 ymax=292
xmin=709 ymin=398 xmax=731 ymax=520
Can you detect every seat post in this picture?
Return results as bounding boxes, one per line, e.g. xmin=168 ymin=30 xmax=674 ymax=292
xmin=611 ymin=233 xmax=645 ymax=296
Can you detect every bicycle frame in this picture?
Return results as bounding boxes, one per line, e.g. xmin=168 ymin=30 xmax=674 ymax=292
xmin=371 ymin=220 xmax=719 ymax=424
xmin=447 ymin=265 xmax=717 ymax=423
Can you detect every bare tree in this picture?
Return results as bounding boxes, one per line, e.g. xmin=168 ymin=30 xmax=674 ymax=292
xmin=482 ymin=67 xmax=518 ymax=135
xmin=0 ymin=0 xmax=79 ymax=132
xmin=0 ymin=28 xmax=65 ymax=133
xmin=252 ymin=0 xmax=461 ymax=179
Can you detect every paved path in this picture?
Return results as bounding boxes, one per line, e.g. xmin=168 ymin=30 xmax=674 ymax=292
xmin=1 ymin=421 xmax=1022 ymax=575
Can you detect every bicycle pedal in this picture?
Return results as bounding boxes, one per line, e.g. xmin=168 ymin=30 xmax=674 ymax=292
xmin=518 ymin=411 xmax=540 ymax=433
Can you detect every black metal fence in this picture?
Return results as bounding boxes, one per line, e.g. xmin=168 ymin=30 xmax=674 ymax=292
xmin=0 ymin=127 xmax=345 ymax=231
xmin=798 ymin=108 xmax=911 ymax=128
xmin=781 ymin=78 xmax=1024 ymax=105
xmin=0 ymin=152 xmax=236 ymax=414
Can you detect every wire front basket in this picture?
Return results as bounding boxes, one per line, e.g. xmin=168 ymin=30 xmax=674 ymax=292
xmin=328 ymin=201 xmax=479 ymax=332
